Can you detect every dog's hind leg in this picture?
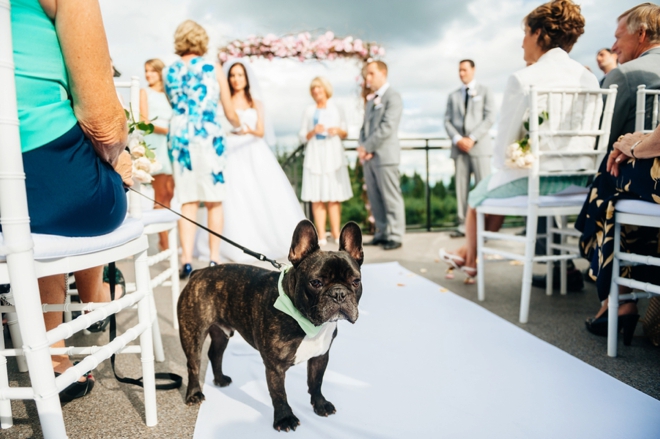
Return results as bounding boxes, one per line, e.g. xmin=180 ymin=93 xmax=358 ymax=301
xmin=208 ymin=323 xmax=233 ymax=387
xmin=181 ymin=321 xmax=207 ymax=405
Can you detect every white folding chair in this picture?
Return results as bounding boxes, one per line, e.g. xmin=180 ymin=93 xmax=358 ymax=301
xmin=606 ymin=86 xmax=660 ymax=357
xmin=476 ymin=85 xmax=618 ymax=323
xmin=63 ymin=77 xmax=181 ymax=364
xmin=0 ymin=3 xmax=156 ymax=435
xmin=635 ymin=84 xmax=660 ymax=133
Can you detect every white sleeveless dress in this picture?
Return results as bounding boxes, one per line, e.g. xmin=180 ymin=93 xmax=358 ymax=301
xmin=144 ymin=88 xmax=173 ymax=175
xmin=220 ymin=108 xmax=305 ymax=263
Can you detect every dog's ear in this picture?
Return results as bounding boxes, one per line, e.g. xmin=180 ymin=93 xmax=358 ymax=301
xmin=339 ymin=222 xmax=363 ymax=266
xmin=288 ymin=220 xmax=320 ymax=266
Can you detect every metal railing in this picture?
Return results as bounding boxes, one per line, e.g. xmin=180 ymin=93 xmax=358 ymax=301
xmin=280 ymin=137 xmax=454 ymax=231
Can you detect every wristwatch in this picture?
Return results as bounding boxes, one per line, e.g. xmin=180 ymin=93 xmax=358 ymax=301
xmin=630 ymin=140 xmax=642 ymax=159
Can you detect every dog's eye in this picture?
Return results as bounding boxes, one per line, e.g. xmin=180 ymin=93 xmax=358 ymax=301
xmin=352 ymin=279 xmax=361 ymax=287
xmin=310 ymin=279 xmax=323 ymax=288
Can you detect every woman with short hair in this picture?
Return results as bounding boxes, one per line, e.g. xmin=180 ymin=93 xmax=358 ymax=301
xmin=299 ymin=77 xmax=353 ymax=245
xmin=140 ymin=58 xmax=173 ymax=250
xmin=440 ymin=0 xmax=599 ymax=283
xmin=164 ymin=20 xmax=240 ymax=277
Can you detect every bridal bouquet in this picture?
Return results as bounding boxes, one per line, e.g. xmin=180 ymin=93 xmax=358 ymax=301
xmin=505 ymin=111 xmax=549 ymax=169
xmin=125 ymin=110 xmax=161 ymax=183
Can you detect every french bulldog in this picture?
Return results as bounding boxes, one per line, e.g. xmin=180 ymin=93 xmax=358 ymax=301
xmin=178 ymin=219 xmax=363 ymax=432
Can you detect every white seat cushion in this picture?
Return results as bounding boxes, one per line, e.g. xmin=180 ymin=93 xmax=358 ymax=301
xmin=616 ymin=200 xmax=660 ymax=217
xmin=481 ymin=193 xmax=588 ymax=208
xmin=0 ymin=218 xmax=144 ymax=261
xmin=139 ymin=209 xmax=179 ymax=226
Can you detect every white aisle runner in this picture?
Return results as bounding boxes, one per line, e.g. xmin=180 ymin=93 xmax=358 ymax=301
xmin=193 ymin=262 xmax=660 ymax=438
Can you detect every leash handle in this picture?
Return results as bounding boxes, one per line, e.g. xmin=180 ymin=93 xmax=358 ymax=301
xmin=128 ymin=187 xmax=283 ymax=270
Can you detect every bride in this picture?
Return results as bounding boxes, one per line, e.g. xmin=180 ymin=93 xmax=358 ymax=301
xmin=220 ymin=59 xmax=305 ymax=263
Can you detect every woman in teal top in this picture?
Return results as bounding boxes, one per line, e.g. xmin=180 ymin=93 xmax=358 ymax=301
xmin=9 ymin=0 xmax=132 ymax=402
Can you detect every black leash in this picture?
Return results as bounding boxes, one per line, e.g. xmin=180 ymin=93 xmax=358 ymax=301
xmin=108 ymin=262 xmax=183 ymax=390
xmin=128 ymin=187 xmax=283 ymax=270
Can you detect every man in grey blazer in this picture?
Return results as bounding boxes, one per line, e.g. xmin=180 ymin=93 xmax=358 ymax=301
xmin=445 ymin=59 xmax=495 ymax=237
xmin=358 ymin=61 xmax=405 ymax=250
xmin=602 ymin=3 xmax=660 ymax=150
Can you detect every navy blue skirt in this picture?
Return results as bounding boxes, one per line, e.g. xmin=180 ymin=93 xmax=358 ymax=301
xmin=2 ymin=124 xmax=127 ymax=237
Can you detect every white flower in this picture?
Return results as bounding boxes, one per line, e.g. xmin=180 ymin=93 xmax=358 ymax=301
xmin=523 ymin=153 xmax=535 ymax=166
xmin=132 ymin=169 xmax=153 ymax=184
xmin=131 ymin=144 xmax=146 ymax=157
xmin=135 ymin=156 xmax=152 ymax=172
xmin=515 ymin=157 xmax=527 ymax=168
xmin=150 ymin=161 xmax=162 ymax=174
xmin=128 ymin=135 xmax=141 ymax=151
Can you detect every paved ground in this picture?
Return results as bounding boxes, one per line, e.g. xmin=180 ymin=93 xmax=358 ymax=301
xmin=3 ymin=229 xmax=659 ymax=438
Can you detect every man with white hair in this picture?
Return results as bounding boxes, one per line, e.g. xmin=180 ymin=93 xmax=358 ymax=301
xmin=602 ymin=2 xmax=660 ymax=149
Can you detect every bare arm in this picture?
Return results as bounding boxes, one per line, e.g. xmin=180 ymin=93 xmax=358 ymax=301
xmin=42 ymin=0 xmax=127 ymax=164
xmin=139 ymin=88 xmax=167 ymax=135
xmin=245 ymin=100 xmax=265 ymax=137
xmin=216 ymin=65 xmax=240 ymax=128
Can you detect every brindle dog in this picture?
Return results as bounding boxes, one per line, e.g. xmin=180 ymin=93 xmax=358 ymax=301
xmin=178 ymin=220 xmax=363 ymax=432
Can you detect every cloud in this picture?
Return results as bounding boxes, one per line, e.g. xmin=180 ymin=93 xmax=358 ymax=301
xmin=101 ymin=0 xmax=643 ymax=156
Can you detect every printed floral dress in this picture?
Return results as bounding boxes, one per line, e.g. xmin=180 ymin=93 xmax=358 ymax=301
xmin=164 ymin=57 xmax=226 ymax=204
xmin=576 ymin=154 xmax=660 ymax=301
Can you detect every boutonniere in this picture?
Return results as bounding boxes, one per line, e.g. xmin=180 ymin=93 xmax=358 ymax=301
xmin=468 ymin=88 xmax=478 ymax=97
xmin=374 ymin=96 xmax=383 ymax=109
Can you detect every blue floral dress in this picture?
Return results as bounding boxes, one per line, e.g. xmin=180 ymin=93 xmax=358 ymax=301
xmin=164 ymin=57 xmax=226 ymax=203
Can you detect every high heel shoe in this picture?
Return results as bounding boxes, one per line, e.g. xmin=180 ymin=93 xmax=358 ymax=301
xmin=179 ymin=263 xmax=193 ymax=280
xmin=460 ymin=266 xmax=477 ymax=285
xmin=585 ymin=313 xmax=640 ymax=346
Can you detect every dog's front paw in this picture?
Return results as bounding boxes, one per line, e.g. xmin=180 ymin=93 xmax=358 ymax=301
xmin=185 ymin=391 xmax=205 ymax=405
xmin=213 ymin=374 xmax=232 ymax=387
xmin=273 ymin=414 xmax=300 ymax=432
xmin=312 ymin=397 xmax=336 ymax=417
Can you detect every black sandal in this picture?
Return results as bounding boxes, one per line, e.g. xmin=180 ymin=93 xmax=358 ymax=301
xmin=88 ymin=265 xmax=125 ymax=333
xmin=56 ymin=362 xmax=95 ymax=402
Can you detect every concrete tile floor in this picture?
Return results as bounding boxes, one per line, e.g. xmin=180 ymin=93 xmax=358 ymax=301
xmin=3 ymin=230 xmax=659 ymax=438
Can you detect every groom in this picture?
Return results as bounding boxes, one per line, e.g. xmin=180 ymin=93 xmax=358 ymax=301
xmin=358 ymin=61 xmax=405 ymax=250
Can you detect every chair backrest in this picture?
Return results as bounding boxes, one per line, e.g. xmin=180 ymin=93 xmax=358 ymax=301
xmin=0 ymin=0 xmax=34 ymax=252
xmin=114 ymin=77 xmax=144 ymax=219
xmin=527 ymin=85 xmax=617 ymax=201
xmin=635 ymin=85 xmax=660 ymax=133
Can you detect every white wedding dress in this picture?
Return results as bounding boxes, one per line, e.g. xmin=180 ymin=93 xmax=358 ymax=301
xmin=220 ymin=108 xmax=305 ymax=263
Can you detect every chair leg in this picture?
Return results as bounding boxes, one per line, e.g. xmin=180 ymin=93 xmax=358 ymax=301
xmin=559 ymin=216 xmax=568 ymax=296
xmin=9 ymin=255 xmax=67 ymax=438
xmin=168 ymin=227 xmax=180 ymax=330
xmin=5 ymin=312 xmax=27 ymax=372
xmin=607 ymin=221 xmax=622 ymax=357
xmin=546 ymin=216 xmax=553 ymax=297
xmin=476 ymin=210 xmax=486 ymax=302
xmin=520 ymin=210 xmax=539 ymax=323
xmin=149 ymin=291 xmax=165 ymax=363
xmin=0 ymin=326 xmax=13 ymax=429
xmin=134 ymin=248 xmax=158 ymax=427
xmin=63 ymin=273 xmax=72 ymax=323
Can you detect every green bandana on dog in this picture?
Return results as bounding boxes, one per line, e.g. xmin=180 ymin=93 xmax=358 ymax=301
xmin=274 ymin=265 xmax=324 ymax=338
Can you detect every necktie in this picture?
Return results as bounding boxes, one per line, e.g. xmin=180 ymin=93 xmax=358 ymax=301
xmin=464 ymin=87 xmax=470 ymax=112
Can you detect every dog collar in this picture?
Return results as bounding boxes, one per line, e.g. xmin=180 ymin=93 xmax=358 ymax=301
xmin=274 ymin=265 xmax=325 ymax=338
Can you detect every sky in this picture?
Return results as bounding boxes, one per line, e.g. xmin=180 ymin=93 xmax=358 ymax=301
xmin=100 ymin=0 xmax=642 ymax=181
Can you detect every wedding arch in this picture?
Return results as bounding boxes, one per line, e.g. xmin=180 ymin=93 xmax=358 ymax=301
xmin=218 ymin=31 xmax=385 ymax=98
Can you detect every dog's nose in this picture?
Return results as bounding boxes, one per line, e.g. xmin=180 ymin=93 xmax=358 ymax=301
xmin=329 ymin=289 xmax=346 ymax=303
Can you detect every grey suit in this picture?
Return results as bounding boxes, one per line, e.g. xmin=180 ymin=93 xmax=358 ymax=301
xmin=444 ymin=83 xmax=495 ymax=228
xmin=359 ymin=86 xmax=406 ymax=243
xmin=602 ymin=47 xmax=660 ymax=150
